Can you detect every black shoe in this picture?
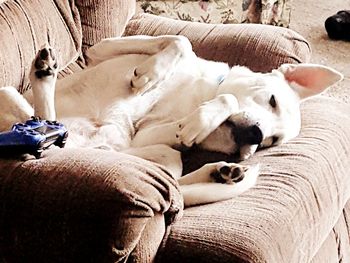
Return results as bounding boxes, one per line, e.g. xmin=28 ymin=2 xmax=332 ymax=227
xmin=325 ymin=10 xmax=350 ymax=41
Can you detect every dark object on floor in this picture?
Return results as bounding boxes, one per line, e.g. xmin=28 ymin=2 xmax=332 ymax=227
xmin=325 ymin=10 xmax=350 ymax=41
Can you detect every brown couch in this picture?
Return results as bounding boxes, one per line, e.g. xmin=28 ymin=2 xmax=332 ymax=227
xmin=0 ymin=0 xmax=349 ymax=262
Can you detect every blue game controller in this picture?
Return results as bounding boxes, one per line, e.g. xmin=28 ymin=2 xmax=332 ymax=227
xmin=0 ymin=117 xmax=68 ymax=158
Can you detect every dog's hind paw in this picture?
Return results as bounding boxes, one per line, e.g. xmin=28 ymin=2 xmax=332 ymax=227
xmin=130 ymin=65 xmax=160 ymax=95
xmin=210 ymin=162 xmax=248 ymax=184
xmin=31 ymin=47 xmax=58 ymax=80
xmin=130 ymin=55 xmax=175 ymax=95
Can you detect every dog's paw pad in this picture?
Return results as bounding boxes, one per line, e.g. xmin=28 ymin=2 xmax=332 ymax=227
xmin=211 ymin=163 xmax=248 ymax=184
xmin=33 ymin=47 xmax=58 ymax=79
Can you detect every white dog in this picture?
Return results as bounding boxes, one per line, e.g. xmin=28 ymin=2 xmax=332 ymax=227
xmin=0 ymin=35 xmax=343 ymax=206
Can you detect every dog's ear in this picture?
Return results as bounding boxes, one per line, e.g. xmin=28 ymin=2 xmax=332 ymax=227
xmin=278 ymin=63 xmax=343 ymax=99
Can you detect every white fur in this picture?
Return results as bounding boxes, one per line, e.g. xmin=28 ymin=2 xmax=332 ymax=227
xmin=0 ymin=86 xmax=33 ymax=131
xmin=0 ymin=35 xmax=343 ymax=206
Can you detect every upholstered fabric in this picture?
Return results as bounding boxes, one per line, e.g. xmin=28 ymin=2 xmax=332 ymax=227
xmin=0 ymin=148 xmax=182 ymax=262
xmin=0 ymin=0 xmax=82 ymax=93
xmin=136 ymin=0 xmax=292 ymax=27
xmin=311 ymin=201 xmax=350 ymax=262
xmin=75 ymin=0 xmax=136 ymax=53
xmin=125 ymin=14 xmax=310 ymax=73
xmin=156 ymin=96 xmax=350 ymax=262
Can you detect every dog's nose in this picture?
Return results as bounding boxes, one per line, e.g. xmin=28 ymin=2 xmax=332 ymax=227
xmin=232 ymin=124 xmax=263 ymax=146
xmin=248 ymin=125 xmax=263 ymax=145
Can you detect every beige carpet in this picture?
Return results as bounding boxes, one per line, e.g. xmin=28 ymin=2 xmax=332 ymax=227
xmin=289 ymin=0 xmax=350 ymax=103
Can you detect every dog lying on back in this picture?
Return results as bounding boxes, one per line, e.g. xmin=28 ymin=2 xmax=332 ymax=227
xmin=0 ymin=35 xmax=343 ymax=206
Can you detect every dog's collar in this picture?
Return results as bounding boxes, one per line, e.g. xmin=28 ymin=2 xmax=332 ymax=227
xmin=217 ymin=74 xmax=226 ymax=85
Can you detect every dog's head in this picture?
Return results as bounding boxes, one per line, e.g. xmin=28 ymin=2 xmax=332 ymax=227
xmin=199 ymin=63 xmax=343 ymax=160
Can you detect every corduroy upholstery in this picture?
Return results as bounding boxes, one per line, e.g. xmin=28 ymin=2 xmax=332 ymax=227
xmin=75 ymin=0 xmax=135 ymax=53
xmin=1 ymin=0 xmax=350 ymax=262
xmin=125 ymin=14 xmax=310 ymax=73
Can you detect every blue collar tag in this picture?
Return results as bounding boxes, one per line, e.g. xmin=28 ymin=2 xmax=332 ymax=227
xmin=217 ymin=74 xmax=226 ymax=85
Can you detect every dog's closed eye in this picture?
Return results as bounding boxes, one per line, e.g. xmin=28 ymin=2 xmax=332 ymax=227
xmin=269 ymin=95 xmax=277 ymax=108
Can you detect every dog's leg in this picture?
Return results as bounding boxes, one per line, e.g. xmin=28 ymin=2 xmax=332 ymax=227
xmin=132 ymin=94 xmax=239 ymax=149
xmin=0 ymin=87 xmax=34 ymax=131
xmin=177 ymin=94 xmax=239 ymax=147
xmin=126 ymin=142 xmax=259 ymax=207
xmin=87 ymin=35 xmax=196 ymax=94
xmin=29 ymin=46 xmax=58 ymax=120
xmin=178 ymin=162 xmax=259 ymax=207
xmin=86 ymin=35 xmax=192 ymax=64
xmin=122 ymin=144 xmax=183 ymax=180
xmin=131 ymin=121 xmax=180 ymax=148
xmin=129 ymin=36 xmax=195 ymax=94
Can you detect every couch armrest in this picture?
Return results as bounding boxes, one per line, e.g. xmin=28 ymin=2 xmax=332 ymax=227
xmin=0 ymin=148 xmax=182 ymax=262
xmin=124 ymin=14 xmax=311 ymax=72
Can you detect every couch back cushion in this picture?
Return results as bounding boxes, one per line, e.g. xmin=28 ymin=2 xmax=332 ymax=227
xmin=75 ymin=0 xmax=136 ymax=52
xmin=136 ymin=0 xmax=291 ymax=27
xmin=0 ymin=0 xmax=82 ymax=93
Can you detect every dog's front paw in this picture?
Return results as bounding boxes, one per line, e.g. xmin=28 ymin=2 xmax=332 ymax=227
xmin=175 ymin=94 xmax=239 ymax=148
xmin=210 ymin=162 xmax=248 ymax=184
xmin=31 ymin=46 xmax=58 ymax=81
xmin=175 ymin=108 xmax=213 ymax=148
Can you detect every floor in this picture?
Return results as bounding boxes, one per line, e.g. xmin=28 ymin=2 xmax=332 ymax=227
xmin=289 ymin=0 xmax=350 ymax=103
